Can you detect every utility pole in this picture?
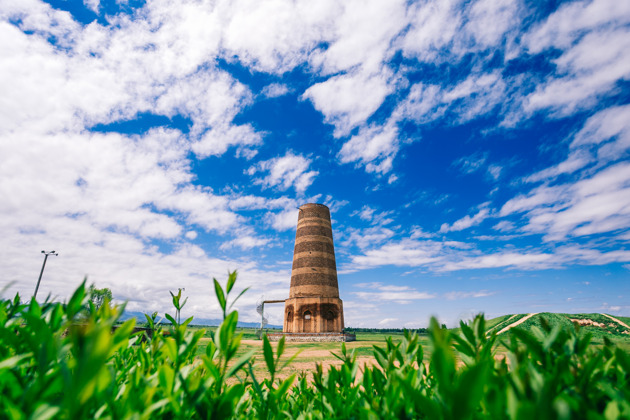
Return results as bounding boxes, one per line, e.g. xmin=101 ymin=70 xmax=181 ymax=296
xmin=34 ymin=250 xmax=58 ymax=300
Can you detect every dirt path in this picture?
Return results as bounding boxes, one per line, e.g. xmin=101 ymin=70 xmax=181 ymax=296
xmin=601 ymin=313 xmax=630 ymax=330
xmin=496 ymin=313 xmax=539 ymax=335
xmin=486 ymin=314 xmax=518 ymax=334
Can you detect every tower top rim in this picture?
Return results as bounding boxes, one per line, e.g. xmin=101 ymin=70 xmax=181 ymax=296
xmin=299 ymin=203 xmax=329 ymax=210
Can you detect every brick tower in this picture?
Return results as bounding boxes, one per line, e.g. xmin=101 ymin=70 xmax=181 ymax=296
xmin=283 ymin=203 xmax=345 ymax=334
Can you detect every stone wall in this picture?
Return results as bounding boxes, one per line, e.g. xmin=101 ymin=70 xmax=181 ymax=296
xmin=290 ymin=203 xmax=339 ymax=298
xmin=267 ymin=332 xmax=356 ymax=342
xmin=283 ymin=296 xmax=345 ymax=333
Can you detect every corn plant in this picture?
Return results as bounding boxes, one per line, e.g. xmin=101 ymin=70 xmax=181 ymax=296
xmin=1 ymin=272 xmax=629 ymax=419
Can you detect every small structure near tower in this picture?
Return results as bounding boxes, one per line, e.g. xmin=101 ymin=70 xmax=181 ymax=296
xmin=267 ymin=203 xmax=355 ymax=342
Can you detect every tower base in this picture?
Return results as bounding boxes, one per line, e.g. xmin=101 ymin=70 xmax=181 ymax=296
xmin=283 ymin=297 xmax=345 ymax=333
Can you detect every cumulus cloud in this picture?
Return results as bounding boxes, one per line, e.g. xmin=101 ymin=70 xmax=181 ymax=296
xmin=340 ymin=226 xmax=395 ymax=251
xmin=220 ymin=235 xmax=270 ymax=250
xmin=354 ymin=282 xmax=436 ymax=304
xmin=260 ymin=83 xmax=290 ymax=98
xmin=303 ymin=69 xmax=396 ymax=137
xmin=344 ymin=235 xmax=630 ymax=273
xmin=502 ymin=162 xmax=630 ymax=241
xmin=524 ymin=0 xmax=630 ymax=115
xmin=266 ymin=208 xmax=300 ymax=232
xmin=247 ymin=152 xmax=318 ymax=193
xmin=444 ymin=290 xmax=496 ymax=300
xmin=338 ymin=122 xmax=399 ymax=174
xmin=440 ymin=204 xmax=491 ymax=233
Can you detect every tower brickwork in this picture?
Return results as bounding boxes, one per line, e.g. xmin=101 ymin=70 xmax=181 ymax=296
xmin=283 ymin=203 xmax=345 ymax=333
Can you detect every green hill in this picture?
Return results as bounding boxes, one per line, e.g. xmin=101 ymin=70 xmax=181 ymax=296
xmin=483 ymin=312 xmax=630 ymax=345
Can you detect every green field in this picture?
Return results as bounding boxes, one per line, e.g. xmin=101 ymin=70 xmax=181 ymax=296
xmin=184 ymin=312 xmax=630 ymax=382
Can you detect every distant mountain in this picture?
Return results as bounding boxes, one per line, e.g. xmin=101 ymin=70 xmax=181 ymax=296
xmin=119 ymin=310 xmax=282 ymax=329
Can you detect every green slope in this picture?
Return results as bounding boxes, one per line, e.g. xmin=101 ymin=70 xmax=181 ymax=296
xmin=484 ymin=312 xmax=630 ymax=344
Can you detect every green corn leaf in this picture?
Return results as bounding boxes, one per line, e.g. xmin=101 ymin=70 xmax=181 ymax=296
xmin=182 ymin=316 xmax=194 ymax=327
xmin=227 ymin=287 xmax=250 ymax=312
xmin=164 ymin=313 xmax=177 ymax=326
xmin=66 ymin=280 xmax=87 ymax=318
xmin=214 ymin=278 xmax=227 ymax=316
xmin=275 ymin=373 xmax=297 ymax=398
xmin=248 ymin=363 xmax=264 ymax=398
xmin=226 ymin=270 xmax=238 ymax=294
xmin=226 ymin=350 xmax=256 ymax=378
xmin=460 ymin=320 xmax=477 ymax=347
xmin=615 ymin=347 xmax=630 ymax=374
xmin=262 ymin=334 xmax=275 ymax=376
xmin=30 ymin=405 xmax=60 ymax=420
xmin=277 ymin=335 xmax=285 ymax=359
xmin=279 ymin=349 xmax=302 ymax=371
xmin=0 ymin=353 xmax=33 ymax=370
xmin=144 ymin=313 xmax=155 ymax=329
xmin=216 ymin=311 xmax=238 ymax=353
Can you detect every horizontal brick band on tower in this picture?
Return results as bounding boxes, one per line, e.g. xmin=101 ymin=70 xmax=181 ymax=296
xmin=288 ymin=285 xmax=340 ymax=298
xmin=292 ymin=251 xmax=336 ymax=261
xmin=296 ymin=225 xmax=333 ymax=239
xmin=291 ymin=266 xmax=338 ymax=276
xmin=297 ymin=217 xmax=331 ymax=227
xmin=292 ymin=256 xmax=337 ymax=270
xmin=291 ymin=273 xmax=339 ymax=288
xmin=293 ymin=239 xmax=335 ymax=254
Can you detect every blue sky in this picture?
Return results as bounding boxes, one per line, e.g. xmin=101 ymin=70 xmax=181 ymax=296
xmin=1 ymin=0 xmax=629 ymax=327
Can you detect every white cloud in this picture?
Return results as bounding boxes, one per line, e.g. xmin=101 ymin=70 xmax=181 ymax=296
xmin=260 ymin=83 xmax=290 ymax=98
xmin=393 ymin=83 xmax=445 ymax=123
xmin=525 ymin=150 xmax=591 ymax=183
xmin=220 ymin=235 xmax=270 ymax=250
xmin=438 ymin=251 xmax=554 ymax=271
xmin=354 ymin=282 xmax=383 ymax=289
xmin=266 ymin=208 xmax=300 ymax=232
xmin=345 ymin=234 xmax=630 ymax=273
xmin=502 ymin=162 xmax=630 ymax=241
xmin=400 ymin=0 xmax=462 ymax=62
xmin=341 ymin=226 xmax=395 ymax=250
xmin=338 ymin=122 xmax=399 ymax=174
xmin=354 ymin=282 xmax=436 ymax=304
xmin=440 ymin=204 xmax=491 ymax=233
xmin=303 ymin=69 xmax=395 ymax=137
xmin=185 ymin=231 xmax=197 ymax=240
xmin=572 ymin=104 xmax=630 ymax=162
xmin=358 ymin=206 xmax=376 ymax=221
xmin=378 ymin=318 xmax=399 ymax=326
xmin=192 ymin=123 xmax=262 ymax=159
xmin=493 ymin=220 xmax=515 ymax=232
xmin=351 ymin=205 xmax=394 ymax=226
xmin=83 ymin=0 xmax=99 ymax=14
xmin=247 ymin=152 xmax=318 ymax=193
xmin=463 ymin=0 xmax=520 ymax=50
xmin=453 ymin=152 xmax=488 ymax=174
xmin=525 ymin=13 xmax=630 ymax=115
xmin=525 ymin=0 xmax=630 ymax=54
xmin=309 ymin=0 xmax=406 ymax=75
xmin=219 ymin=0 xmax=338 ymax=73
xmin=348 ymin=239 xmax=446 ymax=270
xmin=444 ymin=290 xmax=495 ymax=300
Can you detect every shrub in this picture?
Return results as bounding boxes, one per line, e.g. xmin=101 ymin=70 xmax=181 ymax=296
xmin=1 ymin=274 xmax=629 ymax=419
